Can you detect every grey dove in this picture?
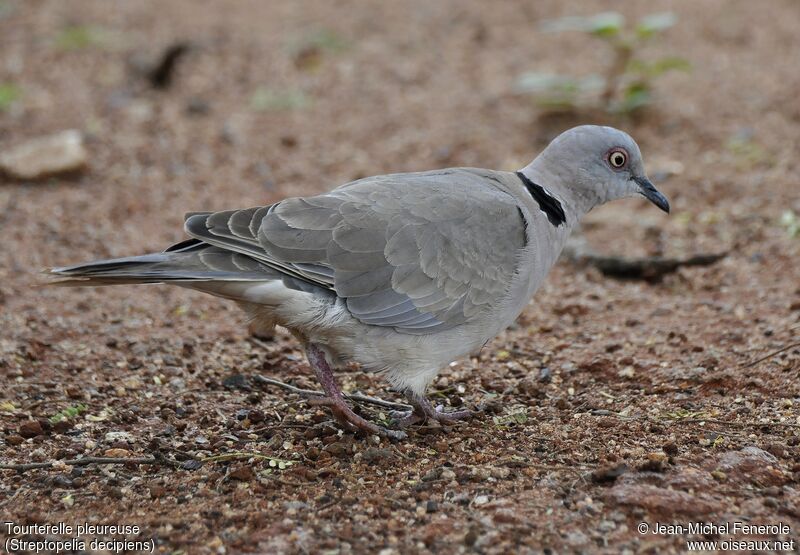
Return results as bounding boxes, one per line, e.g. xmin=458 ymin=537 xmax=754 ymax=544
xmin=49 ymin=125 xmax=669 ymax=439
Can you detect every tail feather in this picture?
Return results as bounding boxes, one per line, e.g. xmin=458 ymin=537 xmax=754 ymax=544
xmin=47 ymin=246 xmax=280 ymax=287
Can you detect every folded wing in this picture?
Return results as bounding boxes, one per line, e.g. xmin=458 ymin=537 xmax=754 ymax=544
xmin=185 ymin=169 xmax=527 ymax=334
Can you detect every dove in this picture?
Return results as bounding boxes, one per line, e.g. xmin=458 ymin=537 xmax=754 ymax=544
xmin=49 ymin=125 xmax=669 ymax=439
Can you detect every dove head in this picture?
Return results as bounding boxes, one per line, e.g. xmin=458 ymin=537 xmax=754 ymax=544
xmin=525 ymin=125 xmax=670 ymax=216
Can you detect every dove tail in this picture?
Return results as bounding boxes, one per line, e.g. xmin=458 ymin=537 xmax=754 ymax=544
xmin=47 ymin=253 xmax=186 ymax=286
xmin=46 ymin=244 xmax=279 ymax=287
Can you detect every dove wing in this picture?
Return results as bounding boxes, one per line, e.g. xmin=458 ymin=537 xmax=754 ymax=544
xmin=184 ymin=168 xmax=527 ymax=334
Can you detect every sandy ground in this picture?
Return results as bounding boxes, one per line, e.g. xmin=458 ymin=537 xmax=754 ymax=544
xmin=1 ymin=0 xmax=799 ymax=553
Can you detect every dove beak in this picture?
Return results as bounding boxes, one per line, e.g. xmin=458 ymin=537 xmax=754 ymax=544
xmin=633 ymin=176 xmax=670 ymax=213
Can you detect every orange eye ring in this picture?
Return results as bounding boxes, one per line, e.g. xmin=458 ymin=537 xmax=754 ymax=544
xmin=608 ymin=149 xmax=628 ymax=169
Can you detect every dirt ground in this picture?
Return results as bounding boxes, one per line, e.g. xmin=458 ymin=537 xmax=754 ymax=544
xmin=1 ymin=1 xmax=799 ymax=553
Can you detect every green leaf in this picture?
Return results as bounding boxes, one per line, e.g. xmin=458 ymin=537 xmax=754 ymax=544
xmin=49 ymin=403 xmax=88 ymax=424
xmin=492 ymin=411 xmax=528 ymax=427
xmin=296 ymin=29 xmax=349 ymax=54
xmin=636 ymin=12 xmax=678 ymax=38
xmin=516 ymin=73 xmax=604 ymax=110
xmin=540 ymin=12 xmax=624 ymax=37
xmin=780 ymin=211 xmax=800 ymax=238
xmin=628 ymin=57 xmax=691 ymax=78
xmin=250 ymin=88 xmax=311 ymax=112
xmin=55 ymin=25 xmax=107 ymax=50
xmin=650 ymin=56 xmax=691 ymax=75
xmin=588 ymin=12 xmax=625 ymax=37
xmin=613 ymin=82 xmax=652 ymax=113
xmin=0 ymin=83 xmax=20 ymax=111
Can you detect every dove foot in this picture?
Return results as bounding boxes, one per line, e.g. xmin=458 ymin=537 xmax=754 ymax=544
xmin=391 ymin=390 xmax=474 ymax=428
xmin=306 ymin=344 xmax=407 ymax=440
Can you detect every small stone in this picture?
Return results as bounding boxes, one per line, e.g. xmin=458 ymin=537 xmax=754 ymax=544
xmin=426 ymin=500 xmax=438 ymax=513
xmin=362 ymin=447 xmax=394 ymax=465
xmin=323 ymin=442 xmax=350 ymax=457
xmin=607 ymin=483 xmax=714 ymax=515
xmin=493 ymin=509 xmax=519 ymax=524
xmin=490 ymin=466 xmax=511 ymax=479
xmin=65 ymin=386 xmax=83 ymax=399
xmin=712 ymin=446 xmax=786 ymax=486
xmin=19 ymin=420 xmax=43 ymax=438
xmin=473 ymin=495 xmax=489 ymax=506
xmin=247 ymin=409 xmax=265 ymax=423
xmin=52 ymin=420 xmax=72 ymax=434
xmin=222 ymin=374 xmax=249 ymax=390
xmin=591 ymin=463 xmax=628 ymax=483
xmin=618 ymin=366 xmax=635 ymax=378
xmin=638 ymin=452 xmax=669 ymax=472
xmin=663 ymin=441 xmax=679 ymax=456
xmin=149 ymin=485 xmax=166 ymax=498
xmin=52 ymin=474 xmax=74 ymax=488
xmin=105 ymin=431 xmax=133 ymax=443
xmin=6 ymin=434 xmax=25 ymax=445
xmin=181 ymin=460 xmax=202 ymax=471
xmin=104 ymin=448 xmax=132 ymax=458
xmin=440 ymin=468 xmax=457 ymax=481
xmin=0 ymin=130 xmax=88 ymax=180
xmin=228 ymin=465 xmax=255 ymax=481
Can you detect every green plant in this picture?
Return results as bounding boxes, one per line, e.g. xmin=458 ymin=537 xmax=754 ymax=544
xmin=49 ymin=403 xmax=88 ymax=424
xmin=250 ymin=87 xmax=310 ymax=112
xmin=516 ymin=11 xmax=689 ymax=114
xmin=0 ymin=83 xmax=20 ymax=111
xmin=780 ymin=211 xmax=799 ymax=238
xmin=55 ymin=25 xmax=108 ymax=50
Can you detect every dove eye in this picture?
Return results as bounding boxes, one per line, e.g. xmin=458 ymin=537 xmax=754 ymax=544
xmin=608 ymin=149 xmax=628 ymax=169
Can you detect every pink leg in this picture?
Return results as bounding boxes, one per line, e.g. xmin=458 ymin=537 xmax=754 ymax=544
xmin=305 ymin=344 xmax=407 ymax=440
xmin=392 ymin=390 xmax=474 ymax=428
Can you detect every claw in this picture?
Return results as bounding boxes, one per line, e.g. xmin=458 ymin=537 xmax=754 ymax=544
xmin=308 ymin=395 xmax=407 ymax=440
xmin=392 ymin=391 xmax=475 ymax=427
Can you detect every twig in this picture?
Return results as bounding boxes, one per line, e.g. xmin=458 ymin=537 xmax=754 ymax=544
xmin=738 ymin=341 xmax=800 ymax=369
xmin=578 ymin=251 xmax=727 ymax=281
xmin=253 ymin=375 xmax=411 ymax=411
xmin=200 ymin=451 xmax=292 ymax=465
xmin=665 ymin=417 xmax=800 ymax=430
xmin=0 ymin=456 xmax=173 ymax=473
xmin=603 ymin=412 xmax=800 ymax=430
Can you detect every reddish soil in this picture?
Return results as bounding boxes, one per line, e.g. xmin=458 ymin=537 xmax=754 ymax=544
xmin=1 ymin=1 xmax=799 ymax=553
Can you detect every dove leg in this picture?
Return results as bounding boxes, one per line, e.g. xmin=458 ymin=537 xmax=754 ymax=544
xmin=305 ymin=344 xmax=406 ymax=440
xmin=392 ymin=390 xmax=474 ymax=427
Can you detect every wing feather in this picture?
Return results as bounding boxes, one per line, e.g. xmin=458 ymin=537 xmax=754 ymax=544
xmin=182 ymin=168 xmax=527 ymax=334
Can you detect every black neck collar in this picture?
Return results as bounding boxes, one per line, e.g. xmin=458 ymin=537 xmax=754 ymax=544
xmin=515 ymin=172 xmax=566 ymax=227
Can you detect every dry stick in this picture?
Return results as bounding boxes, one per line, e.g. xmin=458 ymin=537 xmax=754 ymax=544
xmin=664 ymin=417 xmax=800 ymax=430
xmin=738 ymin=341 xmax=800 ymax=369
xmin=253 ymin=375 xmax=412 ymax=411
xmin=0 ymin=456 xmax=174 ymax=473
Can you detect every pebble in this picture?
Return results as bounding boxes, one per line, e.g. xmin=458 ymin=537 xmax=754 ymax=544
xmin=18 ymin=420 xmax=44 ymax=438
xmin=228 ymin=465 xmax=255 ymax=481
xmin=362 ymin=447 xmax=394 ymax=465
xmin=105 ymin=431 xmax=133 ymax=443
xmin=591 ymin=463 xmax=628 ymax=483
xmin=104 ymin=448 xmax=132 ymax=458
xmin=0 ymin=130 xmax=88 ymax=180
xmin=490 ymin=466 xmax=511 ymax=479
xmin=638 ymin=452 xmax=669 ymax=472
xmin=6 ymin=434 xmax=25 ymax=445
